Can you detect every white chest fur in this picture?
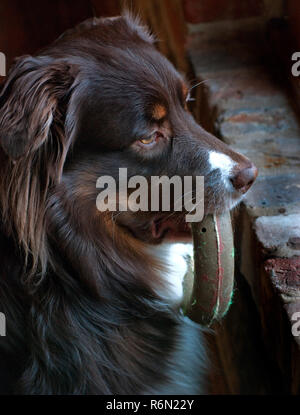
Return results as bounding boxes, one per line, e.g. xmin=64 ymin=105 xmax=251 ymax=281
xmin=148 ymin=242 xmax=194 ymax=304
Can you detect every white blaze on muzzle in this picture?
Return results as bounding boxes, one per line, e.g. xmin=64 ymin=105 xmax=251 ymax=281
xmin=208 ymin=151 xmax=236 ymax=190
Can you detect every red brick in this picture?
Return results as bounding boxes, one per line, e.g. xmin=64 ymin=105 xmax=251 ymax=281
xmin=264 ymin=257 xmax=300 ymax=348
xmin=264 ymin=257 xmax=300 ymax=289
xmin=198 ymin=67 xmax=281 ymax=109
xmin=182 ymin=0 xmax=264 ymax=24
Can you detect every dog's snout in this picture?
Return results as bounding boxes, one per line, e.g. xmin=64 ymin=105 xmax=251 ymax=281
xmin=230 ymin=163 xmax=258 ymax=194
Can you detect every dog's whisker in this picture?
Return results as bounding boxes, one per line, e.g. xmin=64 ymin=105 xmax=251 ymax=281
xmin=189 ymin=79 xmax=210 ymax=92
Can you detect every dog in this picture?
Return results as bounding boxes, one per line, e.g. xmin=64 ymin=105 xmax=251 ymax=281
xmin=0 ymin=14 xmax=257 ymax=394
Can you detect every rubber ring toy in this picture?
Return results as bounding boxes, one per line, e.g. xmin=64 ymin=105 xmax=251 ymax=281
xmin=182 ymin=212 xmax=235 ymax=327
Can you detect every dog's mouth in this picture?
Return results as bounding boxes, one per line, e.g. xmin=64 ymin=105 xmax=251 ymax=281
xmin=151 ymin=215 xmax=192 ymax=242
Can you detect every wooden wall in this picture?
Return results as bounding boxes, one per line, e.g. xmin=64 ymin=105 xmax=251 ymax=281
xmin=0 ymin=0 xmax=122 ymax=68
xmin=0 ymin=0 xmax=187 ymax=73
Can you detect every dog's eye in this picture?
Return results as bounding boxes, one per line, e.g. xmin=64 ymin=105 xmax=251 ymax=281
xmin=139 ymin=132 xmax=159 ymax=147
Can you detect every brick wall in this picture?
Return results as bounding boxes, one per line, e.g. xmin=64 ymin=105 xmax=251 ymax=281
xmin=183 ymin=0 xmax=264 ymax=24
xmin=182 ymin=0 xmax=284 ymax=24
xmin=183 ymin=0 xmax=300 ymax=394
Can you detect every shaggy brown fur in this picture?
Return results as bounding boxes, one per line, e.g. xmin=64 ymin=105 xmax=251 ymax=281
xmin=0 ymin=14 xmax=255 ymax=394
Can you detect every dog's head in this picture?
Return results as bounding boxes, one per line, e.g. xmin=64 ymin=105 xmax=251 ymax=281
xmin=0 ymin=15 xmax=257 ymax=257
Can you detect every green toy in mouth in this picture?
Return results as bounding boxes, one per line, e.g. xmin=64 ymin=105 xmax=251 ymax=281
xmin=182 ymin=212 xmax=235 ymax=327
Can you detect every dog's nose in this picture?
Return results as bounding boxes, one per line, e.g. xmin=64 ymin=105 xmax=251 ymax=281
xmin=230 ymin=163 xmax=258 ymax=193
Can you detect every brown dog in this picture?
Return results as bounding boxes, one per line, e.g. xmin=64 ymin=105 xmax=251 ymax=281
xmin=0 ymin=14 xmax=257 ymax=394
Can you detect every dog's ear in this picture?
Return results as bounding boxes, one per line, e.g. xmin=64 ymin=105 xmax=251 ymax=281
xmin=0 ymin=55 xmax=75 ymax=160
